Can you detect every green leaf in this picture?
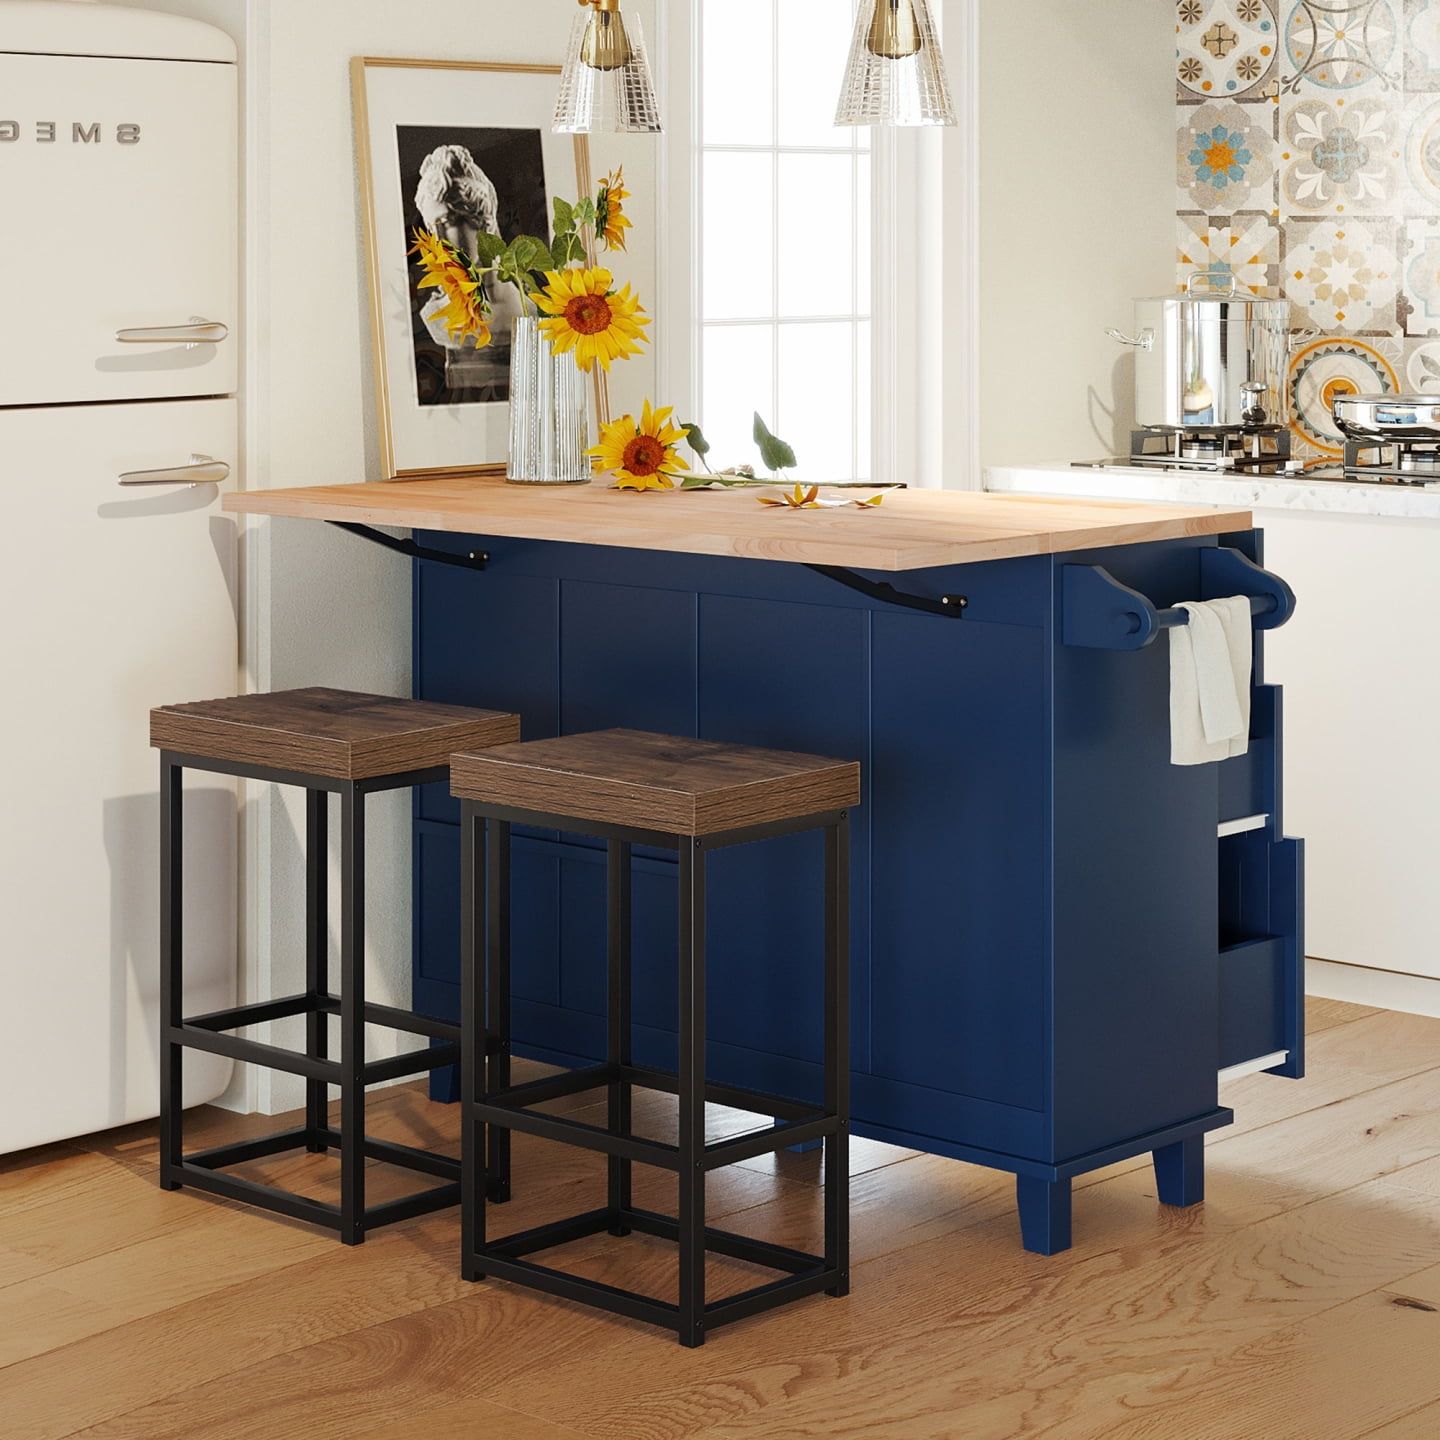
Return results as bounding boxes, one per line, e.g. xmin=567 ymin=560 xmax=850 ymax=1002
xmin=472 ymin=231 xmax=506 ymax=267
xmin=509 ymin=235 xmax=552 ymax=275
xmin=573 ymin=197 xmax=598 ymax=229
xmin=550 ymin=232 xmax=586 ymax=269
xmin=753 ymin=412 xmax=798 ymax=473
xmin=681 ymin=421 xmax=711 ymax=457
xmin=552 ymin=196 xmax=575 ymax=235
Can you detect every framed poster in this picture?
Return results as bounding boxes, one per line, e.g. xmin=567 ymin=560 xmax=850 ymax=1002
xmin=353 ymin=57 xmax=604 ymax=479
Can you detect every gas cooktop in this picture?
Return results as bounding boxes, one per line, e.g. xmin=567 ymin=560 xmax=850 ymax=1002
xmin=1073 ymin=458 xmax=1440 ymax=488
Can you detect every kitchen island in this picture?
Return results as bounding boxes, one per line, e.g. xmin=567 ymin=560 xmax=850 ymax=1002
xmin=225 ymin=477 xmax=1304 ymax=1254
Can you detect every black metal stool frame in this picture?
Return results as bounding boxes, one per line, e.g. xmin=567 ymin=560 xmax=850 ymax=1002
xmin=459 ymin=800 xmax=851 ymax=1348
xmin=158 ymin=749 xmax=489 ymax=1246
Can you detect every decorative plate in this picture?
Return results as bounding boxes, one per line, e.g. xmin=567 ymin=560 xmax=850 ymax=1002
xmin=1288 ymin=335 xmax=1401 ymax=453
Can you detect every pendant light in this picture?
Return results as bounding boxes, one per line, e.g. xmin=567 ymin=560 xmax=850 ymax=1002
xmin=553 ymin=0 xmax=663 ymax=134
xmin=835 ymin=0 xmax=957 ymax=128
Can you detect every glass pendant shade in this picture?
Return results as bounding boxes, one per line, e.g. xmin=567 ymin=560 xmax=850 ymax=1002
xmin=835 ymin=0 xmax=957 ymax=128
xmin=553 ymin=3 xmax=663 ymax=134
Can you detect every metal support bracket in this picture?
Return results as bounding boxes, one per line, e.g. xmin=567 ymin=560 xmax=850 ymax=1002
xmin=328 ymin=522 xmax=490 ymax=573
xmin=806 ymin=564 xmax=968 ymax=620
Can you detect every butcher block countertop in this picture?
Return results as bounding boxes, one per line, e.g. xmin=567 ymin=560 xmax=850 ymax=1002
xmin=223 ymin=475 xmax=1253 ymax=574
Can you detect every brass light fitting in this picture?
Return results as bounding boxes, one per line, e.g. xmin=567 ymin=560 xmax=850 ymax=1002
xmin=868 ymin=0 xmax=922 ymax=61
xmin=578 ymin=0 xmax=631 ymax=73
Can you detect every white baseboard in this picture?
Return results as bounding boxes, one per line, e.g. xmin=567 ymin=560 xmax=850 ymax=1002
xmin=1308 ymin=957 xmax=1440 ymax=1019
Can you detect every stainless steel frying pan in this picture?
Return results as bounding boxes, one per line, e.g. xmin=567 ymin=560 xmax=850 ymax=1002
xmin=1332 ymin=394 xmax=1440 ymax=443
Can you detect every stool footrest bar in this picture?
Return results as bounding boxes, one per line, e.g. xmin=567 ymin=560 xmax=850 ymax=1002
xmin=624 ymin=1208 xmax=824 ymax=1276
xmin=475 ymin=1102 xmax=680 ymax=1170
xmin=703 ymin=1115 xmax=840 ymax=1170
xmin=363 ymin=1183 xmax=463 ymax=1229
xmin=363 ymin=1043 xmax=459 ymax=1085
xmin=186 ymin=1126 xmax=312 ymax=1171
xmin=487 ymin=1062 xmax=616 ymax=1110
xmin=463 ymin=1205 xmax=833 ymax=1341
xmin=169 ymin=1025 xmax=344 ymax=1084
xmin=621 ymin=1065 xmax=823 ymax=1125
xmin=474 ymin=1252 xmax=681 ymax=1332
xmin=485 ymin=1207 xmax=616 ymax=1260
xmin=174 ymin=1129 xmax=461 ymax=1235
xmin=703 ymin=1268 xmax=835 ymax=1331
xmin=175 ymin=1162 xmax=342 ymax=1230
xmin=317 ymin=1127 xmax=461 ymax=1182
xmin=185 ymin=994 xmax=313 ymax=1032
xmin=314 ymin=994 xmax=461 ymax=1044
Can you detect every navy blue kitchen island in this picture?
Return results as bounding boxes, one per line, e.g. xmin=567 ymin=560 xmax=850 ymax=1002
xmin=227 ymin=478 xmax=1304 ymax=1255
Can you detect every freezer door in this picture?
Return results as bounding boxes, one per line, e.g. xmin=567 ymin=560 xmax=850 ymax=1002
xmin=0 ymin=54 xmax=237 ymax=405
xmin=0 ymin=399 xmax=239 ymax=1153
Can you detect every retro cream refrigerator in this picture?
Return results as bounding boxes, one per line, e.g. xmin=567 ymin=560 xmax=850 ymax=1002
xmin=0 ymin=1 xmax=239 ymax=1151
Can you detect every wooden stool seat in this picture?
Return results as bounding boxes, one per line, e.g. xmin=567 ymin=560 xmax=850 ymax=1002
xmin=449 ymin=728 xmax=860 ymax=837
xmin=151 ymin=687 xmax=518 ymax=781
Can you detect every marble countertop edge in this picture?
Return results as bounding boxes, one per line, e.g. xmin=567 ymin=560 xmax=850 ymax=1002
xmin=984 ymin=463 xmax=1440 ymax=522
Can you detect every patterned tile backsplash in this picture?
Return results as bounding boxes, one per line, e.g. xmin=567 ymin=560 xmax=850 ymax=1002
xmin=1175 ymin=0 xmax=1440 ymax=455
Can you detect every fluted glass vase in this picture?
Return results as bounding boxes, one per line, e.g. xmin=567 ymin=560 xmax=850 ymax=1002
xmin=506 ymin=315 xmax=590 ymax=485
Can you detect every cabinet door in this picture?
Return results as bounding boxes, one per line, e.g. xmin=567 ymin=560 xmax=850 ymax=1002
xmin=0 ymin=399 xmax=239 ymax=1152
xmin=0 ymin=54 xmax=237 ymax=404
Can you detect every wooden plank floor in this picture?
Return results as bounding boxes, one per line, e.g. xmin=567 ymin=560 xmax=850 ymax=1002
xmin=2 ymin=997 xmax=1438 ymax=1439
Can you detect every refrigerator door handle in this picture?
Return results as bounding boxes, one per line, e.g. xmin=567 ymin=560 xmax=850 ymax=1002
xmin=115 ymin=320 xmax=230 ymax=347
xmin=119 ymin=455 xmax=231 ymax=488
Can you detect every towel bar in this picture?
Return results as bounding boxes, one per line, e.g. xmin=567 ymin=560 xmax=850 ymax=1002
xmin=1155 ymin=594 xmax=1278 ymax=631
xmin=1062 ymin=548 xmax=1297 ymax=652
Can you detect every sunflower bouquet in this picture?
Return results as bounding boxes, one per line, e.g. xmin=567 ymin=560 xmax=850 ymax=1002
xmin=410 ymin=168 xmax=648 ymax=375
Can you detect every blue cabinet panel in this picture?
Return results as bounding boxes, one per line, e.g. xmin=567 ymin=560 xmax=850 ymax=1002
xmin=869 ymin=609 xmax=1049 ymax=1116
xmin=415 ymin=823 xmax=461 ymax=992
xmin=413 ymin=820 xmax=561 ymax=1008
xmin=413 ymin=564 xmax=559 ymax=824
xmin=559 ymin=580 xmax=698 ymax=738
xmin=1050 ymin=542 xmax=1220 ymax=1158
xmin=697 ymin=594 xmax=870 ymax=1079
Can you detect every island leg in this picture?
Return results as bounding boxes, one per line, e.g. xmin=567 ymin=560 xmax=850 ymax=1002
xmin=1016 ymin=1175 xmax=1072 ymax=1255
xmin=1153 ymin=1135 xmax=1205 ymax=1208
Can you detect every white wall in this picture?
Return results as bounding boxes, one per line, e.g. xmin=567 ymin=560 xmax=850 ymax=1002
xmin=968 ymin=0 xmax=1175 ymax=471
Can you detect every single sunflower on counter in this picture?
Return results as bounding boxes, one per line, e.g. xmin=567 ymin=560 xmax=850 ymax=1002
xmin=596 ymin=168 xmax=633 ymax=252
xmin=532 ymin=266 xmax=649 ymax=372
xmin=410 ymin=229 xmax=491 ymax=348
xmin=591 ymin=401 xmax=691 ymax=491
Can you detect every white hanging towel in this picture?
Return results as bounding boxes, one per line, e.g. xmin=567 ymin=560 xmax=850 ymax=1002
xmin=1169 ymin=597 xmax=1253 ymax=766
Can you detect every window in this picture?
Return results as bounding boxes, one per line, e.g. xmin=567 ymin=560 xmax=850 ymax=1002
xmin=658 ymin=0 xmax=972 ymax=491
xmin=692 ymin=0 xmax=873 ymax=485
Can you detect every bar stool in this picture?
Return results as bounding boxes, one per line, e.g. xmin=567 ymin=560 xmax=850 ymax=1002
xmin=451 ymin=729 xmax=859 ymax=1347
xmin=150 ymin=687 xmax=520 ymax=1245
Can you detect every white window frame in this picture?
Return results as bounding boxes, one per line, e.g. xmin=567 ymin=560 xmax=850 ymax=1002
xmin=654 ymin=0 xmax=979 ymax=491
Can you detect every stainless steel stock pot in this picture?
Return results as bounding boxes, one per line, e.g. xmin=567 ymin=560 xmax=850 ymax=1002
xmin=1107 ymin=273 xmax=1293 ymax=432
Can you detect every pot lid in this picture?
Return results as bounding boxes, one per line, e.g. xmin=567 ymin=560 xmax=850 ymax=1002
xmin=1333 ymin=394 xmax=1437 ymax=407
xmin=1151 ymin=272 xmax=1288 ymax=311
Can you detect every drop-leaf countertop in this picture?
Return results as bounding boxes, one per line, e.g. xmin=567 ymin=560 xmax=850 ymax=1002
xmin=222 ymin=475 xmax=1252 ymax=574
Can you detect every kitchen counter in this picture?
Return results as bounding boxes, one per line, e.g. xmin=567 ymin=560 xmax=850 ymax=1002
xmin=231 ymin=478 xmax=1303 ymax=1256
xmin=223 ymin=475 xmax=1251 ymax=573
xmin=987 ymin=462 xmax=1440 ymax=520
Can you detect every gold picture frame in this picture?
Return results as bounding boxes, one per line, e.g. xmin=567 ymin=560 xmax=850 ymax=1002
xmin=352 ymin=56 xmax=609 ymax=480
